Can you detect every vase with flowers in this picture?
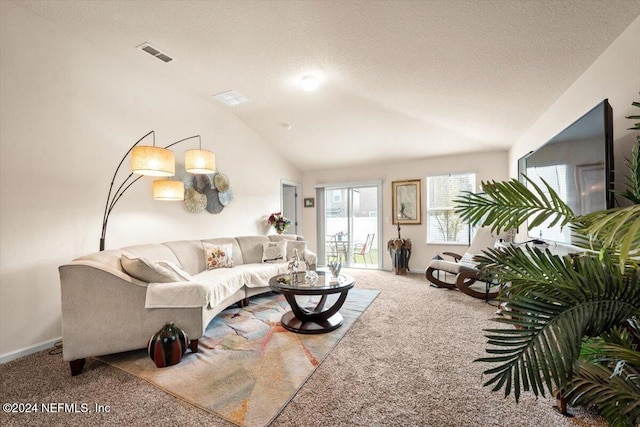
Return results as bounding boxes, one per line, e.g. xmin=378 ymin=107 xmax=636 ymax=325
xmin=268 ymin=212 xmax=291 ymax=234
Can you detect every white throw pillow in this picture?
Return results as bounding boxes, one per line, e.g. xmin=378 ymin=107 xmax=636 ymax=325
xmin=262 ymin=241 xmax=287 ymax=263
xmin=157 ymin=261 xmax=192 ymax=281
xmin=203 ymin=242 xmax=234 ymax=270
xmin=286 ymin=240 xmax=308 ymax=261
xmin=120 ymin=254 xmax=183 ymax=283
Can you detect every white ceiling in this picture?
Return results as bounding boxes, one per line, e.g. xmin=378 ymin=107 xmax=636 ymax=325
xmin=13 ymin=0 xmax=640 ymax=172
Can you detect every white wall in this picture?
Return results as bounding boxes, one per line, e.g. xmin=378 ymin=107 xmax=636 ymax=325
xmin=510 ymin=16 xmax=640 ymax=189
xmin=302 ymin=150 xmax=509 ymax=271
xmin=0 ymin=2 xmax=301 ymax=360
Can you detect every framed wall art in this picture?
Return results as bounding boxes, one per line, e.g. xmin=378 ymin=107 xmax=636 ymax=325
xmin=304 ymin=197 xmax=315 ymax=208
xmin=392 ymin=179 xmax=422 ymax=224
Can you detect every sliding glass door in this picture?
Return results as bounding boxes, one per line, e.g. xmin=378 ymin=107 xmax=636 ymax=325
xmin=317 ymin=182 xmax=381 ymax=269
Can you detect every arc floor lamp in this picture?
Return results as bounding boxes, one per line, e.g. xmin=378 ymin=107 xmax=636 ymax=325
xmin=100 ymin=130 xmax=215 ymax=251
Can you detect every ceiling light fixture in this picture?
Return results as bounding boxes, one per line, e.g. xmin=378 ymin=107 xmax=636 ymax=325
xmin=301 ymin=75 xmax=320 ymax=92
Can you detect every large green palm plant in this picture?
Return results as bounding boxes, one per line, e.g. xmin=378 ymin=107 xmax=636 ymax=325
xmin=453 ymin=102 xmax=640 ymax=426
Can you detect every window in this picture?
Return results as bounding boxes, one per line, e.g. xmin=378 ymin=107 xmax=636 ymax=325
xmin=525 ymin=164 xmax=570 ymax=242
xmin=426 ymin=172 xmax=476 ymax=244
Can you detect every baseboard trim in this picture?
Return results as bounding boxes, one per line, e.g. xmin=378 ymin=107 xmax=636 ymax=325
xmin=0 ymin=337 xmax=62 ymax=364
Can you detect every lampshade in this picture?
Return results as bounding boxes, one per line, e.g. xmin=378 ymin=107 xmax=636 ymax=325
xmin=153 ymin=180 xmax=184 ymax=201
xmin=131 ymin=146 xmax=175 ymax=176
xmin=185 ymin=149 xmax=216 ymax=174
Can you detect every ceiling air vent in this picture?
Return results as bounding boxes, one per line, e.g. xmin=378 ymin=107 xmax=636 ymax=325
xmin=137 ymin=42 xmax=174 ymax=63
xmin=213 ymin=90 xmax=251 ymax=106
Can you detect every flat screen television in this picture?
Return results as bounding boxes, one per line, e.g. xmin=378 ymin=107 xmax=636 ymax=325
xmin=517 ymin=99 xmax=614 ymax=245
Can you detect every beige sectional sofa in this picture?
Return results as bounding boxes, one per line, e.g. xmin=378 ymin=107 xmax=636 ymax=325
xmin=58 ymin=234 xmax=316 ymax=375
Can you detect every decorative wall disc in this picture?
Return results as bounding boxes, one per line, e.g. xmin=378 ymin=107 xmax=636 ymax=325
xmin=218 ymin=189 xmax=235 ymax=206
xmin=184 ymin=187 xmax=206 ymax=213
xmin=175 ymin=164 xmax=194 ymax=190
xmin=195 ymin=174 xmax=213 ymax=192
xmin=205 ymin=187 xmax=224 ymax=214
xmin=213 ymin=173 xmax=230 ymax=192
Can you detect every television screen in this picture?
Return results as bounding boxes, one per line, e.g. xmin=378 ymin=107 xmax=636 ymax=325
xmin=518 ymin=99 xmax=613 ymax=245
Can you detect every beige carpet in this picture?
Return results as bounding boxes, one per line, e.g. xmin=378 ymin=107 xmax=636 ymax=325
xmin=97 ymin=289 xmax=378 ymax=427
xmin=0 ymin=269 xmax=606 ymax=427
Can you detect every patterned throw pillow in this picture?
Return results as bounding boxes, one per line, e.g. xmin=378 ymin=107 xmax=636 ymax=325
xmin=262 ymin=241 xmax=287 ymax=263
xmin=203 ymin=243 xmax=234 ymax=270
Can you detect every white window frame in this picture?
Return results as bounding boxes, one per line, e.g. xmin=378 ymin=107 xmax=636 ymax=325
xmin=426 ymin=172 xmax=476 ymax=245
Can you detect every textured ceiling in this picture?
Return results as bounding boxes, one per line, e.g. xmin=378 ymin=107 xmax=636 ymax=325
xmin=13 ymin=0 xmax=640 ymax=171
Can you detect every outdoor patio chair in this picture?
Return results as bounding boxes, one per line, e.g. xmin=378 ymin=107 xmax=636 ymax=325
xmin=353 ymin=233 xmax=375 ymax=266
xmin=326 ymin=233 xmax=348 ymax=263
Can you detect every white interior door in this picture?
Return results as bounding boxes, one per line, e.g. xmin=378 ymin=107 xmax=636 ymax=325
xmin=281 ymin=180 xmax=301 ymax=234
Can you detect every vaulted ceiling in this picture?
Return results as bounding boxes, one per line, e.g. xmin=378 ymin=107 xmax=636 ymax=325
xmin=14 ymin=0 xmax=640 ymax=171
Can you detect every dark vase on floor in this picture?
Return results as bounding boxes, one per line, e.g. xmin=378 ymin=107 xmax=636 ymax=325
xmin=147 ymin=322 xmax=189 ymax=368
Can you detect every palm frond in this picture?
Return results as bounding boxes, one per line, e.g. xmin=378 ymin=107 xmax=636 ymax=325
xmin=453 ymin=177 xmax=577 ymax=235
xmin=476 ymin=254 xmax=640 ymax=402
xmin=474 ymin=246 xmax=589 ymax=302
xmin=582 ymin=323 xmax=640 ymax=367
xmin=616 ymin=138 xmax=640 ymax=203
xmin=572 ymin=205 xmax=640 ymax=271
xmin=565 ymin=361 xmax=640 ymax=427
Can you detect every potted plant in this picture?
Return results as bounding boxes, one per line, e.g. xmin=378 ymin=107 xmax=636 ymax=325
xmin=453 ymin=99 xmax=640 ymax=426
xmin=268 ymin=212 xmax=292 ymax=234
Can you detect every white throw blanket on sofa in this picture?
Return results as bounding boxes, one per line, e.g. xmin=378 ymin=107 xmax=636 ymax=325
xmin=144 ymin=263 xmax=290 ymax=308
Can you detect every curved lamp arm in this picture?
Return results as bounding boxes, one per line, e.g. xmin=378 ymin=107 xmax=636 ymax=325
xmin=99 ymin=133 xmax=201 ymax=251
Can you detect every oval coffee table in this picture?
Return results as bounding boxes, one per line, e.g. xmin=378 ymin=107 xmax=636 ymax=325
xmin=269 ymin=271 xmax=354 ymax=334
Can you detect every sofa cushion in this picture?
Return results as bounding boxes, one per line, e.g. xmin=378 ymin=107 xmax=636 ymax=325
xmin=429 ymin=259 xmax=478 ymax=274
xmin=203 ymin=243 xmax=234 ymax=270
xmin=285 ymin=240 xmax=307 ymax=261
xmin=162 ymin=240 xmax=207 ymax=276
xmin=121 ymin=243 xmax=182 ymax=265
xmin=235 ymin=236 xmax=271 ymax=264
xmin=120 ymin=254 xmax=184 ymax=283
xmin=268 ymin=234 xmax=304 ymax=242
xmin=262 ymin=241 xmax=287 ymax=263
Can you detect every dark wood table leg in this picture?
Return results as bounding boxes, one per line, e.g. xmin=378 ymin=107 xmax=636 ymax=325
xmin=281 ymin=291 xmax=350 ymax=334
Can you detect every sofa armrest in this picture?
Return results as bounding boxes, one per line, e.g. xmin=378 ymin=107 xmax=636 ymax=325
xmin=61 ymin=259 xmax=148 ymax=287
xmin=59 ymin=263 xmax=205 ymax=362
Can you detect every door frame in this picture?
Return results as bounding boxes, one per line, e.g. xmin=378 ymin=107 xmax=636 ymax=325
xmin=281 ymin=179 xmax=302 ymax=235
xmin=315 ymin=180 xmax=382 ymax=268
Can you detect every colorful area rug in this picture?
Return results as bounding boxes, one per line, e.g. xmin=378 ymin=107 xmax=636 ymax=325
xmin=98 ymin=288 xmax=378 ymax=427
